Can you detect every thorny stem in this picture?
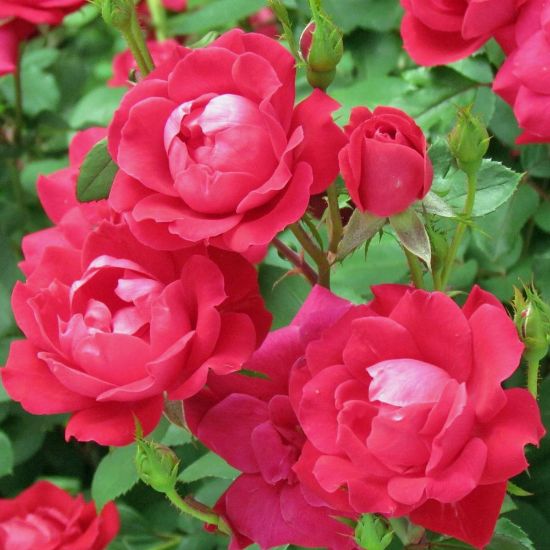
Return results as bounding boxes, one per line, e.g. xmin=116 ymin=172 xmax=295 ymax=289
xmin=290 ymin=222 xmax=331 ymax=288
xmin=527 ymin=357 xmax=540 ymax=399
xmin=272 ymin=238 xmax=318 ymax=285
xmin=165 ymin=489 xmax=231 ymax=535
xmin=404 ymin=247 xmax=425 ymax=289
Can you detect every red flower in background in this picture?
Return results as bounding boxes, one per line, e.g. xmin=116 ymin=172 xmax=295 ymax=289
xmin=2 ymin=222 xmax=271 ymax=446
xmin=290 ymin=285 xmax=544 ymax=548
xmin=0 ymin=481 xmax=119 ymax=549
xmin=0 ymin=0 xmax=85 ymax=75
xmin=20 ymin=128 xmax=116 ymax=276
xmin=185 ymin=287 xmax=358 ymax=550
xmin=109 ymin=39 xmax=182 ymax=87
xmin=339 ymin=106 xmax=432 ymax=217
xmin=108 ymin=29 xmax=346 ymax=259
xmin=400 ymin=0 xmax=527 ymax=66
xmin=493 ymin=0 xmax=550 ymax=143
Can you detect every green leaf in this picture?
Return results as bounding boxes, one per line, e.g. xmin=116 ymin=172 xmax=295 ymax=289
xmin=534 ymin=201 xmax=550 ymax=233
xmin=70 ymin=87 xmax=125 ymax=129
xmin=76 ymin=138 xmax=117 ymax=202
xmin=322 ymin=0 xmax=401 ymax=32
xmin=337 ymin=209 xmax=386 ymax=260
xmin=238 ymin=369 xmax=270 ymax=380
xmin=507 ymin=481 xmax=533 ymax=497
xmin=0 ymin=430 xmax=14 ymax=477
xmin=433 ymin=159 xmax=523 ymax=218
xmin=521 ymin=144 xmax=550 ymax=178
xmin=487 ymin=518 xmax=535 ymax=550
xmin=168 ymin=0 xmax=265 ymax=35
xmin=390 ymin=209 xmax=431 ymax=267
xmin=473 ymin=185 xmax=539 ymax=263
xmin=447 ymin=56 xmax=494 ymax=84
xmin=178 ymin=452 xmax=239 ymax=483
xmin=92 ymin=444 xmax=140 ymax=510
xmin=420 ymin=191 xmax=456 ymax=217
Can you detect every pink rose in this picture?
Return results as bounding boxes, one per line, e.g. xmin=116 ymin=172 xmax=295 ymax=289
xmin=109 ymin=39 xmax=182 ymax=87
xmin=290 ymin=285 xmax=544 ymax=548
xmin=0 ymin=481 xmax=119 ymax=549
xmin=20 ymin=127 xmax=115 ymax=277
xmin=2 ymin=222 xmax=271 ymax=445
xmin=185 ymin=287 xmax=357 ymax=550
xmin=493 ymin=0 xmax=550 ymax=143
xmin=0 ymin=0 xmax=85 ymax=75
xmin=400 ymin=0 xmax=527 ymax=66
xmin=108 ymin=29 xmax=346 ymax=257
xmin=248 ymin=7 xmax=279 ymax=39
xmin=339 ymin=106 xmax=432 ymax=217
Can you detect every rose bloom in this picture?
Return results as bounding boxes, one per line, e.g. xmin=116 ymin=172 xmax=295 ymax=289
xmin=493 ymin=0 xmax=550 ymax=144
xmin=20 ymin=127 xmax=114 ymax=276
xmin=400 ymin=0 xmax=527 ymax=66
xmin=108 ymin=29 xmax=345 ymax=258
xmin=339 ymin=106 xmax=432 ymax=217
xmin=0 ymin=481 xmax=119 ymax=549
xmin=185 ymin=286 xmax=358 ymax=550
xmin=109 ymin=39 xmax=182 ymax=87
xmin=2 ymin=222 xmax=271 ymax=446
xmin=0 ymin=0 xmax=85 ymax=75
xmin=290 ymin=284 xmax=544 ymax=548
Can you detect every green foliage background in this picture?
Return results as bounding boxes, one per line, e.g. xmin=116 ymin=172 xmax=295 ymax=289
xmin=0 ymin=1 xmax=548 ymax=548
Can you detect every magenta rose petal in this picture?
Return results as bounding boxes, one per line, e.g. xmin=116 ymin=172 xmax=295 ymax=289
xmin=479 ymin=388 xmax=546 ymax=484
xmin=65 ymin=397 xmax=164 ymax=445
xmin=410 ymin=482 xmax=507 ymax=549
xmin=2 ymin=341 xmax=94 ymax=413
xmin=467 ymin=304 xmax=524 ymax=420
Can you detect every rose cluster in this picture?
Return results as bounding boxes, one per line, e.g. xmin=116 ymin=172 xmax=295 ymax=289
xmin=1 ymin=23 xmax=545 ymax=550
xmin=400 ymin=0 xmax=550 ymax=143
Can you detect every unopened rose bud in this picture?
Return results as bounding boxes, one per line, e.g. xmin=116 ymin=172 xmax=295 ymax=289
xmin=135 ymin=438 xmax=180 ymax=494
xmin=448 ymin=106 xmax=490 ymax=175
xmin=355 ymin=514 xmax=393 ymax=550
xmin=300 ymin=4 xmax=343 ymax=90
xmin=513 ymin=286 xmax=550 ymax=364
xmin=94 ymin=0 xmax=134 ymax=29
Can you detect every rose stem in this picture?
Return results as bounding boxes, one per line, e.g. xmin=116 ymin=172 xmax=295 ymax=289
xmin=326 ymin=182 xmax=343 ymax=255
xmin=272 ymin=238 xmax=318 ymax=285
xmin=527 ymin=357 xmax=540 ymax=399
xmin=164 ymin=489 xmax=232 ymax=535
xmin=146 ymin=0 xmax=168 ymax=41
xmin=290 ymin=222 xmax=331 ymax=288
xmin=438 ymin=170 xmax=477 ymax=290
xmin=403 ymin=248 xmax=424 ymax=289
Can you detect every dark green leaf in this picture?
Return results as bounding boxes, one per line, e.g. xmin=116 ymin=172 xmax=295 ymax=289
xmin=76 ymin=138 xmax=117 ymax=202
xmin=92 ymin=444 xmax=139 ymax=510
xmin=178 ymin=452 xmax=239 ymax=483
xmin=0 ymin=430 xmax=14 ymax=477
xmin=487 ymin=518 xmax=535 ymax=550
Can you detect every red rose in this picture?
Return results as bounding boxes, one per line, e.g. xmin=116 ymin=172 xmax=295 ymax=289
xmin=493 ymin=0 xmax=550 ymax=143
xmin=339 ymin=106 xmax=432 ymax=217
xmin=290 ymin=285 xmax=544 ymax=548
xmin=109 ymin=39 xmax=182 ymax=87
xmin=108 ymin=29 xmax=346 ymax=257
xmin=185 ymin=287 xmax=357 ymax=550
xmin=20 ymin=128 xmax=115 ymax=276
xmin=0 ymin=0 xmax=85 ymax=75
xmin=2 ymin=222 xmax=271 ymax=445
xmin=0 ymin=481 xmax=119 ymax=549
xmin=400 ymin=0 xmax=527 ymax=66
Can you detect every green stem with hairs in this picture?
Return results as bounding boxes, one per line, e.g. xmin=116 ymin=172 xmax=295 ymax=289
xmin=326 ymin=182 xmax=343 ymax=255
xmin=165 ymin=489 xmax=231 ymax=535
xmin=527 ymin=357 xmax=540 ymax=399
xmin=438 ymin=170 xmax=477 ymax=290
xmin=146 ymin=0 xmax=168 ymax=41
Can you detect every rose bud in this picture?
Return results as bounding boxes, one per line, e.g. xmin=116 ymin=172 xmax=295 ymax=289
xmin=448 ymin=106 xmax=490 ymax=175
xmin=136 ymin=437 xmax=180 ymax=494
xmin=339 ymin=106 xmax=433 ymax=217
xmin=300 ymin=14 xmax=343 ymax=90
